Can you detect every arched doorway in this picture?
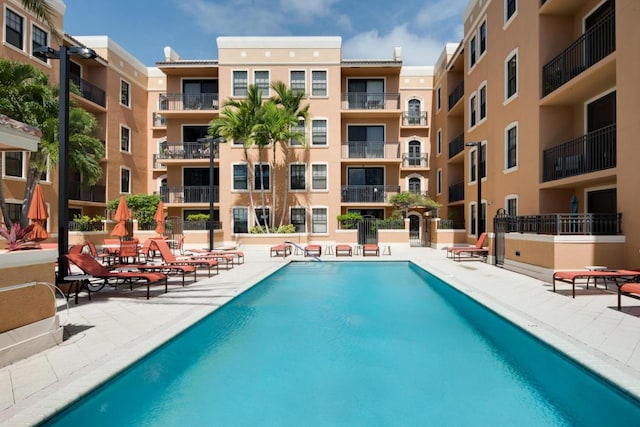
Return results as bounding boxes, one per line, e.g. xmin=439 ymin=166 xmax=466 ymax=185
xmin=409 ymin=214 xmax=424 ymax=246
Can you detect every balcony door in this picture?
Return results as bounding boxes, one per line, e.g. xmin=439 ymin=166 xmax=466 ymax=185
xmin=587 ymin=188 xmax=617 ymax=234
xmin=587 ymin=91 xmax=616 ymax=171
xmin=347 ymin=167 xmax=384 ymax=203
xmin=585 ymin=0 xmax=615 ymax=67
xmin=347 ymin=79 xmax=384 ymax=109
xmin=183 ymin=79 xmax=218 ymax=109
xmin=347 ymin=125 xmax=384 ymax=158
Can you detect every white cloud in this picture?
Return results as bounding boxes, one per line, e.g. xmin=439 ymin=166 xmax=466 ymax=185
xmin=278 ymin=0 xmax=340 ymax=18
xmin=415 ymin=0 xmax=469 ymax=27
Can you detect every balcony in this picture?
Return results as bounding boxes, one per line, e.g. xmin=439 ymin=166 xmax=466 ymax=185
xmin=341 ymin=92 xmax=400 ymax=110
xmin=152 ymin=154 xmax=166 ymax=170
xmin=402 ymin=112 xmax=428 ymax=126
xmin=401 ymin=153 xmax=429 ymax=168
xmin=69 ymin=184 xmax=106 ymax=203
xmin=69 ymin=75 xmax=106 ymax=107
xmin=158 ymin=93 xmax=219 ymax=111
xmin=504 ymin=213 xmax=621 ymax=235
xmin=542 ymin=9 xmax=615 ymax=97
xmin=448 ymin=81 xmax=464 ymax=110
xmin=342 ymin=141 xmax=400 ymax=160
xmin=152 ymin=112 xmax=166 ymax=127
xmin=341 ymin=185 xmax=400 ymax=203
xmin=448 ymin=134 xmax=465 ymax=159
xmin=542 ymin=124 xmax=616 ymax=182
xmin=448 ymin=182 xmax=464 ymax=203
xmin=159 ymin=186 xmax=219 ymax=204
xmin=157 ymin=142 xmax=220 ymax=160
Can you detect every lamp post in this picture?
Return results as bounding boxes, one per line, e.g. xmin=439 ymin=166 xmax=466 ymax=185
xmin=35 ymin=45 xmax=97 ymax=282
xmin=466 ymin=141 xmax=483 ymax=236
xmin=197 ymin=136 xmax=226 ymax=251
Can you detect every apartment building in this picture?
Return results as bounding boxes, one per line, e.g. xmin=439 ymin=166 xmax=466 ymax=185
xmin=431 ymin=0 xmax=640 ymax=278
xmin=154 ymin=37 xmax=433 ymax=246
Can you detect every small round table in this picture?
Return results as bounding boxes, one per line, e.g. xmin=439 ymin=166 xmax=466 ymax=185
xmin=63 ymin=274 xmax=93 ymax=304
xmin=585 ymin=266 xmax=608 ymax=289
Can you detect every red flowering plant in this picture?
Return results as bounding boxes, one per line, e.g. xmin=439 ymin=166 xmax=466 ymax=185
xmin=0 ymin=223 xmax=36 ymax=251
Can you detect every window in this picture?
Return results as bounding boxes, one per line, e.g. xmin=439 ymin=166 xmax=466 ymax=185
xmin=480 ymin=144 xmax=486 ymax=179
xmin=407 ymin=140 xmax=421 ymax=166
xmin=290 ymin=118 xmax=305 ymax=146
xmin=232 ymin=207 xmax=248 ymax=233
xmin=311 ymin=119 xmax=327 ymax=146
xmin=436 ymin=87 xmax=441 ymax=111
xmin=254 ymin=164 xmax=270 ymax=190
xmin=233 ymin=70 xmax=248 ymax=96
xmin=470 ymin=150 xmax=477 ymax=182
xmin=290 ymin=164 xmax=306 ymax=190
xmin=120 ymin=126 xmax=131 ymax=152
xmin=255 ymin=207 xmax=270 ymax=228
xmin=436 ymin=129 xmax=442 ymax=155
xmin=233 ymin=164 xmax=248 ymax=190
xmin=311 ymin=70 xmax=327 ymax=96
xmin=437 ymin=169 xmax=442 ymax=194
xmin=407 ymin=99 xmax=421 ymax=124
xmin=408 ymin=177 xmax=421 ymax=194
xmin=469 ymin=95 xmax=477 ymax=127
xmin=4 ymin=203 xmax=22 ymax=224
xmin=120 ymin=80 xmax=131 ymax=107
xmin=311 ymin=207 xmax=328 ymax=233
xmin=506 ymin=124 xmax=518 ymax=169
xmin=291 ymin=207 xmax=306 ymax=232
xmin=347 ymin=125 xmax=385 ymax=158
xmin=506 ymin=196 xmax=518 ymax=216
xmin=470 ymin=203 xmax=477 ymax=235
xmin=32 ymin=25 xmax=48 ymax=62
xmin=479 ymin=84 xmax=487 ymax=120
xmin=5 ymin=8 xmax=23 ymax=50
xmin=4 ymin=152 xmax=23 ymax=177
xmin=121 ymin=168 xmax=131 ymax=193
xmin=469 ymin=35 xmax=477 ymax=68
xmin=311 ymin=164 xmax=327 ymax=190
xmin=290 ymin=70 xmax=305 ymax=95
xmin=506 ymin=52 xmax=518 ymax=99
xmin=254 ymin=70 xmax=269 ymax=96
xmin=506 ymin=0 xmax=517 ymax=22
xmin=479 ymin=21 xmax=487 ymax=55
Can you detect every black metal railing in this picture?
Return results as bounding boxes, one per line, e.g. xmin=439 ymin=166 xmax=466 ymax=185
xmin=68 ymin=220 xmax=104 ymax=232
xmin=70 ymin=75 xmax=106 ymax=107
xmin=340 ymin=185 xmax=401 ymax=203
xmin=448 ymin=81 xmax=464 ymax=110
xmin=542 ymin=124 xmax=616 ymax=182
xmin=68 ymin=184 xmax=106 ymax=203
xmin=158 ymin=93 xmax=219 ymax=111
xmin=448 ymin=134 xmax=465 ymax=158
xmin=159 ymin=186 xmax=219 ymax=203
xmin=402 ymin=153 xmax=429 ymax=168
xmin=342 ymin=141 xmax=400 ymax=159
xmin=448 ymin=182 xmax=464 ymax=203
xmin=402 ymin=112 xmax=428 ymax=126
xmin=182 ymin=220 xmax=222 ymax=231
xmin=542 ymin=9 xmax=615 ymax=96
xmin=157 ymin=142 xmax=220 ymax=160
xmin=341 ymin=92 xmax=401 ymax=110
xmin=504 ymin=213 xmax=622 ymax=235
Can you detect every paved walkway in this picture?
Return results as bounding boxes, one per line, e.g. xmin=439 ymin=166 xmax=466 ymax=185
xmin=2 ymin=244 xmax=640 ymax=425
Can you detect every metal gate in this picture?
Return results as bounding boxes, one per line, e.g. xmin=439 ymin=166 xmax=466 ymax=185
xmin=409 ymin=215 xmax=429 ymax=247
xmin=493 ymin=208 xmax=507 ymax=266
xmin=357 ymin=217 xmax=378 ymax=244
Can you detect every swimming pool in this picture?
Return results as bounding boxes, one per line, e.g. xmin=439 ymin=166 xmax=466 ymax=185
xmin=42 ymin=262 xmax=640 ymax=426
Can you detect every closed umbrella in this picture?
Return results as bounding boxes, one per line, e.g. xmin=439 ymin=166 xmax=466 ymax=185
xmin=27 ymin=184 xmax=49 ymax=241
xmin=111 ymin=196 xmax=131 ymax=238
xmin=154 ymin=201 xmax=165 ymax=235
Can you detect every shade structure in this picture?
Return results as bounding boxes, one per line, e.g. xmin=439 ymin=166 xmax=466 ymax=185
xmin=154 ymin=201 xmax=165 ymax=235
xmin=111 ymin=196 xmax=131 ymax=237
xmin=27 ymin=184 xmax=50 ymax=241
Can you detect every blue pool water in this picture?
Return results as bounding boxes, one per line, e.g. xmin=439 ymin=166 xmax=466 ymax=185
xmin=43 ymin=262 xmax=640 ymax=426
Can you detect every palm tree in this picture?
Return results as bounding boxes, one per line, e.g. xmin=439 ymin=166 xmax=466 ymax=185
xmin=0 ymin=60 xmax=104 ymax=227
xmin=21 ymin=0 xmax=60 ymax=41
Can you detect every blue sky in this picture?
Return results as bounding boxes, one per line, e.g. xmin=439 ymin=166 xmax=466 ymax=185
xmin=64 ymin=0 xmax=467 ymax=67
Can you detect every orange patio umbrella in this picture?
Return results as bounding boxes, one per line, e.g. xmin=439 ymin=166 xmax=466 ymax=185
xmin=154 ymin=201 xmax=165 ymax=235
xmin=27 ymin=184 xmax=49 ymax=241
xmin=111 ymin=195 xmax=131 ymax=238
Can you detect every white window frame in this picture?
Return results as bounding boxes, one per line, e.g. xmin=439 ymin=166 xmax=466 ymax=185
xmin=505 ymin=48 xmax=518 ymax=102
xmin=478 ymin=19 xmax=487 ymax=58
xmin=505 ymin=194 xmax=518 ymax=217
xmin=311 ymin=118 xmax=328 ymax=147
xmin=478 ymin=82 xmax=487 ymax=123
xmin=436 ymin=168 xmax=442 ymax=195
xmin=120 ymin=125 xmax=131 ymax=153
xmin=504 ymin=121 xmax=519 ymax=172
xmin=289 ymin=117 xmax=305 ymax=147
xmin=469 ymin=92 xmax=477 ymax=129
xmin=469 ymin=202 xmax=477 ymax=236
xmin=289 ymin=162 xmax=307 ymax=192
xmin=311 ymin=206 xmax=328 ymax=234
xmin=231 ymin=162 xmax=249 ymax=191
xmin=436 ymin=87 xmax=441 ymax=111
xmin=290 ymin=70 xmax=306 ymax=96
xmin=436 ymin=129 xmax=442 ymax=156
xmin=4 ymin=7 xmax=26 ymax=53
xmin=254 ymin=163 xmax=270 ymax=191
xmin=2 ymin=151 xmax=26 ymax=179
xmin=120 ymin=166 xmax=131 ymax=194
xmin=406 ymin=173 xmax=424 ymax=193
xmin=31 ymin=23 xmax=49 ymax=63
xmin=120 ymin=78 xmax=131 ymax=108
xmin=311 ymin=70 xmax=328 ymax=97
xmin=232 ymin=70 xmax=248 ymax=97
xmin=231 ymin=206 xmax=249 ymax=234
xmin=504 ymin=0 xmax=518 ymax=27
xmin=311 ymin=163 xmax=328 ymax=191
xmin=253 ymin=70 xmax=270 ymax=97
xmin=469 ymin=35 xmax=477 ymax=69
xmin=290 ymin=206 xmax=307 ymax=233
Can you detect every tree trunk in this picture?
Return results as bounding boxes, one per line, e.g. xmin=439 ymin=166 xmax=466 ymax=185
xmin=278 ymin=143 xmax=291 ymax=228
xmin=242 ymin=146 xmax=260 ymax=233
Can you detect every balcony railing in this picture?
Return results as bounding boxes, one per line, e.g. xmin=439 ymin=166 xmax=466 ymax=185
xmin=70 ymin=75 xmax=106 ymax=107
xmin=402 ymin=112 xmax=428 ymax=126
xmin=542 ymin=124 xmax=616 ymax=182
xmin=341 ymin=185 xmax=400 ymax=203
xmin=542 ymin=9 xmax=615 ymax=97
xmin=159 ymin=186 xmax=219 ymax=203
xmin=69 ymin=184 xmax=106 ymax=203
xmin=341 ymin=92 xmax=401 ymax=110
xmin=157 ymin=142 xmax=220 ymax=160
xmin=158 ymin=93 xmax=219 ymax=111
xmin=402 ymin=153 xmax=429 ymax=168
xmin=182 ymin=220 xmax=222 ymax=231
xmin=342 ymin=141 xmax=400 ymax=159
xmin=504 ymin=213 xmax=622 ymax=235
xmin=448 ymin=134 xmax=465 ymax=159
xmin=448 ymin=81 xmax=464 ymax=110
xmin=152 ymin=154 xmax=166 ymax=169
xmin=448 ymin=182 xmax=464 ymax=203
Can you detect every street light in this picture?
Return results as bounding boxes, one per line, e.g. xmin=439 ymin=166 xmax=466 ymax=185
xmin=197 ymin=136 xmax=226 ymax=251
xmin=466 ymin=141 xmax=483 ymax=237
xmin=35 ymin=45 xmax=97 ymax=282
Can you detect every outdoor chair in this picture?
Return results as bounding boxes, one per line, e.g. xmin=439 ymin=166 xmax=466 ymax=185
xmin=335 ymin=244 xmax=353 ymax=257
xmin=85 ymin=240 xmax=116 ymax=265
xmin=362 ymin=244 xmax=380 ymax=257
xmin=304 ymin=244 xmax=322 ymax=257
xmin=270 ymin=244 xmax=292 ymax=257
xmin=552 ymin=269 xmax=640 ymax=299
xmin=446 ymin=233 xmax=487 ymax=258
xmin=154 ymin=238 xmax=219 ymax=277
xmin=617 ymin=282 xmax=640 ymax=310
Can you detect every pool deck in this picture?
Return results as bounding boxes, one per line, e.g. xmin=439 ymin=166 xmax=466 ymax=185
xmin=2 ymin=244 xmax=640 ymax=425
